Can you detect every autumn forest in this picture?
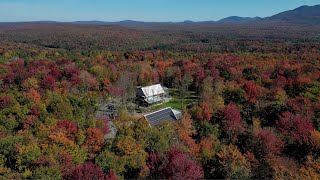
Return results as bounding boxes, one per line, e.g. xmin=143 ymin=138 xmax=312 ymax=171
xmin=0 ymin=11 xmax=320 ymax=180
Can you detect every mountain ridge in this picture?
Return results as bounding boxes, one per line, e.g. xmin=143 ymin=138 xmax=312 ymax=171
xmin=265 ymin=5 xmax=320 ymax=24
xmin=218 ymin=16 xmax=262 ymax=23
xmin=0 ymin=5 xmax=319 ymax=27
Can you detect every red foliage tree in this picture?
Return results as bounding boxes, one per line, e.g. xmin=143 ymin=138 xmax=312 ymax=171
xmin=49 ymin=65 xmax=62 ymax=79
xmin=139 ymin=68 xmax=152 ymax=85
xmin=147 ymin=152 xmax=164 ymax=177
xmin=255 ymin=128 xmax=284 ymax=157
xmin=56 ymin=120 xmax=79 ymax=139
xmin=105 ymin=170 xmax=118 ymax=180
xmin=31 ymin=106 xmax=41 ymax=117
xmin=0 ymin=95 xmax=12 ymax=109
xmin=83 ymin=128 xmax=105 ymax=159
xmin=221 ymin=102 xmax=242 ymax=141
xmin=200 ymin=102 xmax=213 ymax=122
xmin=205 ymin=60 xmax=220 ymax=80
xmin=163 ymin=148 xmax=204 ymax=180
xmin=23 ymin=115 xmax=37 ymax=130
xmin=296 ymin=76 xmax=312 ymax=87
xmin=58 ymin=150 xmax=75 ymax=177
xmin=195 ymin=68 xmax=206 ymax=87
xmin=156 ymin=61 xmax=172 ymax=82
xmin=65 ymin=162 xmax=105 ymax=180
xmin=189 ymin=102 xmax=213 ymax=123
xmin=27 ymin=88 xmax=41 ymax=103
xmin=41 ymin=74 xmax=56 ymax=90
xmin=36 ymin=155 xmax=55 ymax=167
xmin=272 ymin=76 xmax=287 ymax=89
xmin=243 ymin=81 xmax=261 ymax=103
xmin=3 ymin=59 xmax=25 ymax=86
xmin=210 ymin=68 xmax=220 ymax=80
xmin=182 ymin=59 xmax=197 ymax=77
xmin=107 ymin=85 xmax=123 ymax=97
xmin=63 ymin=65 xmax=81 ymax=85
xmin=286 ymin=97 xmax=314 ymax=120
xmin=277 ymin=112 xmax=314 ymax=144
xmin=3 ymin=73 xmax=16 ymax=87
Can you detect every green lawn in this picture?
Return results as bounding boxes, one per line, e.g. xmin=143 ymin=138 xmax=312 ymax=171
xmin=151 ymin=88 xmax=198 ymax=111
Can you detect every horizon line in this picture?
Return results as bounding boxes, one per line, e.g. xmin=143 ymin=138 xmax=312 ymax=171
xmin=0 ymin=4 xmax=317 ymax=23
xmin=0 ymin=16 xmax=263 ymax=24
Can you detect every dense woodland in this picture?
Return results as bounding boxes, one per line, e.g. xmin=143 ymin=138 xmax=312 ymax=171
xmin=0 ymin=23 xmax=320 ymax=179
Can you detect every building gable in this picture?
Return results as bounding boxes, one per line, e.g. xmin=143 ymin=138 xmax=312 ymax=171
xmin=140 ymin=84 xmax=165 ymax=98
xmin=144 ymin=107 xmax=181 ymax=126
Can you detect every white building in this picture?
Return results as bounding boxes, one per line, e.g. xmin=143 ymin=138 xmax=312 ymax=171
xmin=136 ymin=84 xmax=168 ymax=106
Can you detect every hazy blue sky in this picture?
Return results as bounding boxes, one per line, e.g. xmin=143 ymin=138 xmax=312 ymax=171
xmin=0 ymin=0 xmax=320 ymax=22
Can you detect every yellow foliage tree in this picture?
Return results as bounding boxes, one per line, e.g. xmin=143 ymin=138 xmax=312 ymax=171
xmin=217 ymin=145 xmax=252 ymax=180
xmin=299 ymin=156 xmax=320 ymax=180
xmin=177 ymin=111 xmax=200 ymax=158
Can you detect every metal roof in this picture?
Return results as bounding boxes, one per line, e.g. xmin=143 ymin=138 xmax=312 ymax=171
xmin=139 ymin=84 xmax=165 ymax=98
xmin=144 ymin=107 xmax=181 ymax=126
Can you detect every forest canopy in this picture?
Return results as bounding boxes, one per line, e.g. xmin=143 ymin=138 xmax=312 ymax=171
xmin=0 ymin=22 xmax=319 ymax=179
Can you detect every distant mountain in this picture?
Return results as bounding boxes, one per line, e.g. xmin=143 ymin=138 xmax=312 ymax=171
xmin=218 ymin=16 xmax=261 ymax=23
xmin=265 ymin=5 xmax=320 ymax=24
xmin=182 ymin=20 xmax=194 ymax=23
xmin=73 ymin=21 xmax=110 ymax=25
xmin=72 ymin=20 xmax=175 ymax=28
xmin=70 ymin=5 xmax=320 ymax=27
xmin=218 ymin=5 xmax=320 ymax=24
xmin=1 ymin=4 xmax=320 ymax=27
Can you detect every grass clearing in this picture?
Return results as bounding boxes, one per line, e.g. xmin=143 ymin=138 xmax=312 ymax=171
xmin=151 ymin=88 xmax=198 ymax=111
